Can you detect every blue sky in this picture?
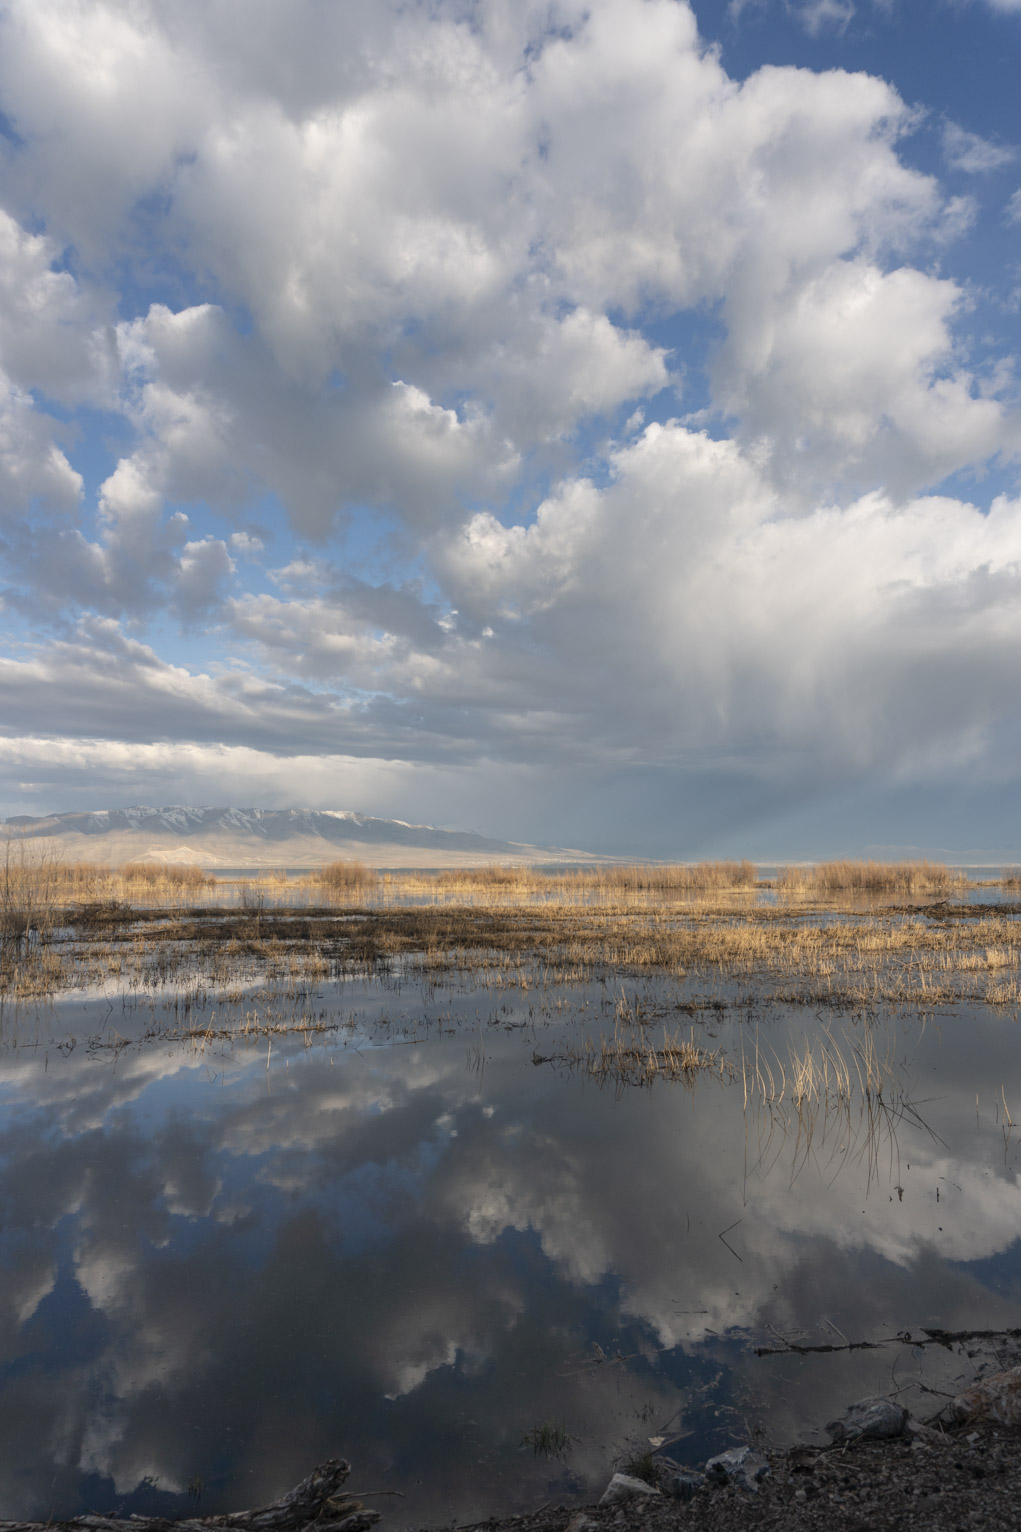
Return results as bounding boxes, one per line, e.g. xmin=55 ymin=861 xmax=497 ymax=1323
xmin=0 ymin=0 xmax=1019 ymax=856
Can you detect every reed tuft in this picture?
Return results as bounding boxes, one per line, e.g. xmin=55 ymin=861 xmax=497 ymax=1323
xmin=778 ymin=859 xmax=964 ymax=897
xmin=315 ymin=860 xmax=375 ymax=892
xmin=120 ymin=861 xmax=212 ymax=888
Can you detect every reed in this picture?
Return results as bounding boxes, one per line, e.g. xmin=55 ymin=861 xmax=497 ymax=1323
xmin=520 ymin=1422 xmax=573 ymax=1458
xmin=120 ymin=862 xmax=212 ymax=888
xmin=586 ymin=1023 xmax=734 ymax=1089
xmin=0 ymin=837 xmax=68 ymax=994
xmin=424 ymin=860 xmax=759 ymax=898
xmin=314 ymin=860 xmax=375 ymax=893
xmin=3 ymin=848 xmax=1013 ymax=1015
xmin=583 ymin=860 xmax=758 ymax=893
xmin=778 ymin=859 xmax=964 ymax=897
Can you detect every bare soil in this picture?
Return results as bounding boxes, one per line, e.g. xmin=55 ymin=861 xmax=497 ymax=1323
xmin=451 ymin=1421 xmax=1021 ymax=1532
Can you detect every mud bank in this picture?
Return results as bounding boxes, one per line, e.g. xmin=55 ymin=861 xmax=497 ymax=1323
xmin=448 ymin=1419 xmax=1020 ymax=1532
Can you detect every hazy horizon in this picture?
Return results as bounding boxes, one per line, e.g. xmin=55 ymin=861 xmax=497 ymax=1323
xmin=1 ymin=1 xmax=1020 ymax=856
xmin=4 ymin=801 xmax=1021 ymax=867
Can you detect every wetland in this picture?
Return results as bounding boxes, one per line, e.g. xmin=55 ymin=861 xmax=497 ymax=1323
xmin=0 ymin=857 xmax=1020 ymax=1527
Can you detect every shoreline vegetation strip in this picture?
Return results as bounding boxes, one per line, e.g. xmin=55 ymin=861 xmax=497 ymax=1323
xmin=2 ymin=856 xmax=1020 ymax=1010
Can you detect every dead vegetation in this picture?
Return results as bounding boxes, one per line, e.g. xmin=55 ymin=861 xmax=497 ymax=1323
xmin=315 ymin=859 xmax=375 ymax=892
xmin=778 ymin=859 xmax=966 ymax=898
xmin=582 ymin=1022 xmax=735 ymax=1089
xmin=1 ymin=850 xmax=1019 ymax=1017
xmin=425 ymin=860 xmax=758 ymax=898
xmin=120 ymin=861 xmax=213 ymax=888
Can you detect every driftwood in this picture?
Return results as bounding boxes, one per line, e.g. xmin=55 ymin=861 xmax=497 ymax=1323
xmin=0 ymin=1459 xmax=381 ymax=1532
xmin=755 ymin=1324 xmax=1021 ymax=1358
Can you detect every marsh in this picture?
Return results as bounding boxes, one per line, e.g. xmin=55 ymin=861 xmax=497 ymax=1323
xmin=0 ymin=860 xmax=1019 ymax=1527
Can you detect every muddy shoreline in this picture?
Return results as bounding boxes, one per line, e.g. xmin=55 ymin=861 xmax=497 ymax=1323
xmin=447 ymin=1417 xmax=1021 ymax=1532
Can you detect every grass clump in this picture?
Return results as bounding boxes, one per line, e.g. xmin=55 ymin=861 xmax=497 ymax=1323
xmin=619 ymin=1449 xmax=659 ymax=1485
xmin=315 ymin=860 xmax=375 ymax=893
xmin=587 ymin=1025 xmax=734 ymax=1090
xmin=778 ymin=859 xmax=964 ymax=897
xmin=435 ymin=865 xmax=531 ymax=890
xmin=521 ymin=1421 xmax=573 ymax=1458
xmin=402 ymin=860 xmax=759 ymax=904
xmin=120 ymin=862 xmax=212 ymax=888
xmin=587 ymin=860 xmax=757 ymax=894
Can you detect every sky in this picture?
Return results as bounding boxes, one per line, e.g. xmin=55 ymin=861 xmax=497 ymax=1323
xmin=0 ymin=0 xmax=1019 ymax=857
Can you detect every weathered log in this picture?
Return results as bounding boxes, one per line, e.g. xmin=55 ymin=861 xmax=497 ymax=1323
xmin=0 ymin=1458 xmax=381 ymax=1532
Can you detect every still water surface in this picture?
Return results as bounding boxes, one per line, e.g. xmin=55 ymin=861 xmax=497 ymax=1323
xmin=0 ymin=975 xmax=1019 ymax=1525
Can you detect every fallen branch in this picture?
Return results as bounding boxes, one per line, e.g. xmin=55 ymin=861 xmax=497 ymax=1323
xmin=755 ymin=1324 xmax=1021 ymax=1358
xmin=0 ymin=1459 xmax=381 ymax=1532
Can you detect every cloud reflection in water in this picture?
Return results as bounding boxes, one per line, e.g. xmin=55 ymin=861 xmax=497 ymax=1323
xmin=0 ymin=991 xmax=1018 ymax=1524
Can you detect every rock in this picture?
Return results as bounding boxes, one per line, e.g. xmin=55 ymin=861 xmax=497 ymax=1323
xmin=704 ymin=1446 xmax=771 ymax=1492
xmin=662 ymin=1470 xmax=704 ymax=1503
xmin=905 ymin=1414 xmax=946 ymax=1444
xmin=564 ymin=1516 xmax=599 ymax=1532
xmin=598 ymin=1473 xmax=662 ymax=1506
xmin=825 ymin=1396 xmax=908 ymax=1442
xmin=952 ymin=1365 xmax=1021 ymax=1426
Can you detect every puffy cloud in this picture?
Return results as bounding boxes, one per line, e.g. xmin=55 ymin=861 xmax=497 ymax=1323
xmin=0 ymin=2 xmax=950 ymax=453
xmin=229 ymin=531 xmax=264 ymax=558
xmin=714 ymin=258 xmax=1020 ymax=498
xmin=108 ymin=302 xmax=520 ymax=537
xmin=174 ymin=538 xmax=234 ymax=617
xmin=5 ymin=416 xmax=1021 ymax=845
xmin=438 ymin=425 xmax=1021 ymax=777
xmin=0 ymin=0 xmax=219 ymax=260
xmin=0 ymin=374 xmax=83 ymax=516
xmin=0 ymin=210 xmax=116 ymax=403
xmin=3 ymin=461 xmax=222 ymax=620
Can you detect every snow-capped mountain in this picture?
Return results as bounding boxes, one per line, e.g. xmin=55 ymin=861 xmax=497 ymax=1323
xmin=1 ymin=806 xmax=589 ymax=868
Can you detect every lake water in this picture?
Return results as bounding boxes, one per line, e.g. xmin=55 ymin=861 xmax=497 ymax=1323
xmin=1 ymin=971 xmax=1019 ymax=1526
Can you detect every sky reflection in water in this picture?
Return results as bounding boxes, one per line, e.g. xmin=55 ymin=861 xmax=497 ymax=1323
xmin=0 ymin=980 xmax=1019 ymax=1526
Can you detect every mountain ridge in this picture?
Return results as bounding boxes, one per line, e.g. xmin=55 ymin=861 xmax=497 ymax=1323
xmin=1 ymin=806 xmax=595 ymax=868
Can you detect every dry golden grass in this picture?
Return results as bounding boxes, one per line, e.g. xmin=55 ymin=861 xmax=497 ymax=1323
xmin=120 ymin=861 xmax=212 ymax=888
xmin=778 ymin=858 xmax=965 ymax=897
xmin=401 ymin=859 xmax=759 ymax=903
xmin=314 ymin=859 xmax=376 ymax=893
xmin=3 ymin=849 xmax=1021 ymax=1017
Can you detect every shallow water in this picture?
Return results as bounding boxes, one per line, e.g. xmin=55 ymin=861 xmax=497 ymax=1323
xmin=0 ymin=975 xmax=1019 ymax=1526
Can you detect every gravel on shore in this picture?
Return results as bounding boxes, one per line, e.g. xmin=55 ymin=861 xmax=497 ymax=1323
xmin=449 ymin=1419 xmax=1021 ymax=1532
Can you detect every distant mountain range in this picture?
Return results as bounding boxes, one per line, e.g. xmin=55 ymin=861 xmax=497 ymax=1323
xmin=1 ymin=806 xmax=593 ymax=869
